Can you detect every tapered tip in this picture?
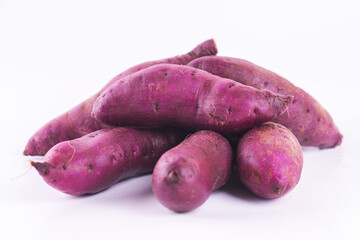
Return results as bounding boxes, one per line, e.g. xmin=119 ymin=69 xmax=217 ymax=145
xmin=31 ymin=161 xmax=50 ymax=176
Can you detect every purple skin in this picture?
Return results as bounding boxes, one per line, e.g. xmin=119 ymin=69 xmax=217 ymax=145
xmin=31 ymin=127 xmax=185 ymax=195
xmin=188 ymin=56 xmax=342 ymax=149
xmin=152 ymin=130 xmax=233 ymax=212
xmin=24 ymin=39 xmax=217 ymax=156
xmin=92 ymin=64 xmax=293 ymax=135
xmin=236 ymin=122 xmax=303 ymax=199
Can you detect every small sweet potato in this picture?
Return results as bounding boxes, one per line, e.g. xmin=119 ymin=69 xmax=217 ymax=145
xmin=92 ymin=64 xmax=293 ymax=135
xmin=152 ymin=130 xmax=233 ymax=212
xmin=24 ymin=39 xmax=217 ymax=156
xmin=188 ymin=56 xmax=342 ymax=149
xmin=236 ymin=122 xmax=303 ymax=199
xmin=31 ymin=127 xmax=185 ymax=195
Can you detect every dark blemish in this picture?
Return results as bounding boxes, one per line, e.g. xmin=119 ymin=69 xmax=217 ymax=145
xmin=109 ymin=88 xmax=113 ymax=93
xmin=167 ymin=59 xmax=171 ymax=63
xmin=153 ymin=103 xmax=159 ymax=112
xmin=102 ymin=93 xmax=106 ymax=98
xmin=246 ymin=155 xmax=251 ymax=160
xmin=119 ymin=153 xmax=123 ymax=158
xmin=264 ymin=81 xmax=269 ymax=86
xmin=306 ymin=109 xmax=310 ymax=113
xmin=303 ymin=138 xmax=308 ymax=142
xmin=195 ymin=104 xmax=199 ymax=115
xmin=253 ymin=170 xmax=262 ymax=181
xmin=50 ymin=177 xmax=56 ymax=182
xmin=54 ymin=149 xmax=59 ymax=153
xmin=142 ymin=152 xmax=149 ymax=158
xmin=167 ymin=170 xmax=179 ymax=183
xmin=228 ymin=83 xmax=235 ymax=89
xmin=228 ymin=106 xmax=232 ymax=114
xmin=191 ymin=72 xmax=196 ymax=76
xmin=208 ymin=113 xmax=225 ymax=124
xmin=253 ymin=108 xmax=259 ymax=114
xmin=132 ymin=148 xmax=136 ymax=153
xmin=164 ymin=72 xmax=168 ymax=77
xmin=140 ymin=76 xmax=145 ymax=81
xmin=255 ymin=90 xmax=259 ymax=94
xmin=62 ymin=165 xmax=67 ymax=170
xmin=292 ymin=99 xmax=297 ymax=104
xmin=318 ymin=118 xmax=321 ymax=122
xmin=176 ymin=105 xmax=181 ymax=110
xmin=277 ymin=87 xmax=284 ymax=91
xmin=88 ymin=164 xmax=93 ymax=170
xmin=88 ymin=135 xmax=95 ymax=138
xmin=111 ymin=156 xmax=117 ymax=164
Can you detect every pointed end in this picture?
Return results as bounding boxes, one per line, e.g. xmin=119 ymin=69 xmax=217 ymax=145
xmin=30 ymin=161 xmax=50 ymax=176
xmin=192 ymin=39 xmax=218 ymax=57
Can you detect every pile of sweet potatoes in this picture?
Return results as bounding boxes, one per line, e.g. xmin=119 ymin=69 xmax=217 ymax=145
xmin=27 ymin=39 xmax=342 ymax=213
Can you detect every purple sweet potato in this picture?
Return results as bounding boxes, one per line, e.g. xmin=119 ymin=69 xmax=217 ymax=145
xmin=92 ymin=64 xmax=293 ymax=135
xmin=188 ymin=56 xmax=342 ymax=149
xmin=236 ymin=122 xmax=303 ymax=199
xmin=24 ymin=39 xmax=217 ymax=156
xmin=31 ymin=127 xmax=184 ymax=195
xmin=152 ymin=130 xmax=233 ymax=212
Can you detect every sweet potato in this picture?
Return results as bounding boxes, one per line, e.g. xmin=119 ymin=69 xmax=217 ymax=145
xmin=31 ymin=127 xmax=185 ymax=195
xmin=152 ymin=130 xmax=233 ymax=212
xmin=24 ymin=39 xmax=217 ymax=156
xmin=188 ymin=56 xmax=342 ymax=148
xmin=236 ymin=122 xmax=303 ymax=199
xmin=92 ymin=64 xmax=293 ymax=135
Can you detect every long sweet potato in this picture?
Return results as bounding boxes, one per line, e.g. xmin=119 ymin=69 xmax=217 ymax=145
xmin=31 ymin=127 xmax=185 ymax=195
xmin=24 ymin=39 xmax=217 ymax=156
xmin=236 ymin=122 xmax=303 ymax=199
xmin=92 ymin=64 xmax=293 ymax=134
xmin=188 ymin=56 xmax=342 ymax=148
xmin=152 ymin=130 xmax=233 ymax=212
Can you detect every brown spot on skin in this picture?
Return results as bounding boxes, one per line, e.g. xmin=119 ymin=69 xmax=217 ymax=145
xmin=228 ymin=106 xmax=232 ymax=114
xmin=62 ymin=165 xmax=67 ymax=170
xmin=191 ymin=71 xmax=196 ymax=76
xmin=167 ymin=170 xmax=179 ymax=183
xmin=293 ymin=99 xmax=297 ymax=104
xmin=318 ymin=118 xmax=321 ymax=122
xmin=88 ymin=164 xmax=93 ymax=170
xmin=54 ymin=149 xmax=59 ymax=153
xmin=88 ymin=135 xmax=96 ymax=138
xmin=102 ymin=93 xmax=106 ymax=98
xmin=264 ymin=81 xmax=269 ymax=86
xmin=306 ymin=109 xmax=310 ymax=113
xmin=50 ymin=177 xmax=56 ymax=182
xmin=208 ymin=113 xmax=225 ymax=124
xmin=195 ymin=104 xmax=199 ymax=115
xmin=228 ymin=83 xmax=235 ymax=89
xmin=177 ymin=105 xmax=181 ymax=110
xmin=119 ymin=153 xmax=123 ymax=158
xmin=253 ymin=108 xmax=259 ymax=114
xmin=303 ymin=138 xmax=308 ymax=142
xmin=111 ymin=156 xmax=117 ymax=164
xmin=164 ymin=72 xmax=168 ymax=77
xmin=142 ymin=152 xmax=149 ymax=158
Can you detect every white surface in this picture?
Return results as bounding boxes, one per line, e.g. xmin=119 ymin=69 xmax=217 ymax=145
xmin=1 ymin=0 xmax=359 ymax=239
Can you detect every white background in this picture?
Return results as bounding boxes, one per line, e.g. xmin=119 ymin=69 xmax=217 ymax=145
xmin=1 ymin=0 xmax=359 ymax=239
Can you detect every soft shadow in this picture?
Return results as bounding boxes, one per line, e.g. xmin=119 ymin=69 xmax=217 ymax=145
xmin=219 ymin=173 xmax=268 ymax=203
